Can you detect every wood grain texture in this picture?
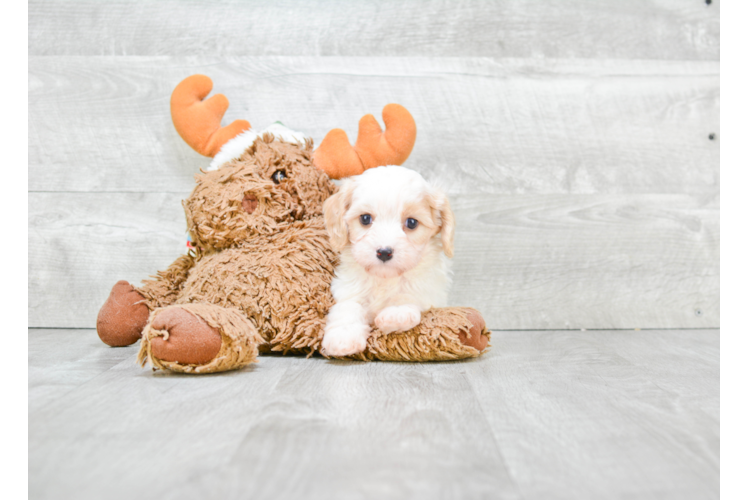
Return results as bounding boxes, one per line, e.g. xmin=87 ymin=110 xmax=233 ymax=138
xmin=27 ymin=3 xmax=721 ymax=331
xmin=716 ymin=194 xmax=748 ymax=328
xmin=29 ymin=56 xmax=719 ymax=195
xmin=28 ymin=328 xmax=719 ymax=500
xmin=452 ymin=192 xmax=719 ymax=329
xmin=28 ymin=3 xmax=721 ymax=498
xmin=28 ymin=191 xmax=718 ymax=329
xmin=468 ymin=329 xmax=719 ymax=500
xmin=714 ymin=62 xmax=748 ymax=327
xmin=28 ymin=0 xmax=719 ymax=60
xmin=29 ymin=192 xmax=187 ymax=328
xmin=28 ymin=328 xmax=135 ymax=415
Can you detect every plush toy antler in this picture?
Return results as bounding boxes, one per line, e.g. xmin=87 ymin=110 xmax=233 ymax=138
xmin=170 ymin=75 xmax=251 ymax=157
xmin=170 ymin=74 xmax=417 ymax=178
xmin=314 ymin=104 xmax=417 ymax=179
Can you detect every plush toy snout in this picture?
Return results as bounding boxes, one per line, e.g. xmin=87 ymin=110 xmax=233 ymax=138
xmin=242 ymin=194 xmax=258 ymax=214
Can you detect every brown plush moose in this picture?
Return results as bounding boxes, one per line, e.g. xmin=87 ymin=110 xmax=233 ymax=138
xmin=95 ymin=75 xmax=489 ymax=374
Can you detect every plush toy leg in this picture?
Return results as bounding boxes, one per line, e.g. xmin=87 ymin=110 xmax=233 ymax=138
xmin=96 ymin=281 xmax=150 ymax=347
xmin=137 ymin=303 xmax=264 ymax=374
xmin=357 ymin=307 xmax=490 ymax=362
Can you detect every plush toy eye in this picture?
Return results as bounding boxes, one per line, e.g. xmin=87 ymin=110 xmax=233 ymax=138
xmin=271 ymin=170 xmax=287 ymax=184
xmin=406 ymin=218 xmax=418 ymax=230
xmin=360 ymin=214 xmax=372 ymax=226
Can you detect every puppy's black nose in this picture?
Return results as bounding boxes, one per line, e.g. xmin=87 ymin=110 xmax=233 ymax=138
xmin=376 ymin=247 xmax=394 ymax=262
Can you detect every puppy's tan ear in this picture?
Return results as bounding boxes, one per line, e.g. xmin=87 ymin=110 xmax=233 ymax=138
xmin=323 ymin=180 xmax=355 ymax=251
xmin=429 ymin=189 xmax=455 ymax=258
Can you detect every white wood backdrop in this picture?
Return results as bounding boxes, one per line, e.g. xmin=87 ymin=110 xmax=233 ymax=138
xmin=28 ymin=0 xmax=720 ymax=330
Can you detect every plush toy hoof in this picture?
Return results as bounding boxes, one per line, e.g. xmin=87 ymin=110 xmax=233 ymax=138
xmin=139 ymin=304 xmax=264 ymax=374
xmin=97 ymin=280 xmax=150 ymax=347
xmin=149 ymin=307 xmax=222 ymax=365
xmin=458 ymin=310 xmax=489 ymax=352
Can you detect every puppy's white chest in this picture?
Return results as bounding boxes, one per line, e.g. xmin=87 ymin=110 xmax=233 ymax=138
xmin=364 ymin=277 xmax=419 ymax=316
xmin=332 ymin=247 xmax=451 ymax=324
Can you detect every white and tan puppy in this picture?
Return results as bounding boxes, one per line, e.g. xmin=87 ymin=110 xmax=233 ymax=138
xmin=321 ymin=165 xmax=455 ymax=356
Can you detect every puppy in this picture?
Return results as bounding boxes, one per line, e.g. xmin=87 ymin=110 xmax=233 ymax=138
xmin=321 ymin=165 xmax=455 ymax=356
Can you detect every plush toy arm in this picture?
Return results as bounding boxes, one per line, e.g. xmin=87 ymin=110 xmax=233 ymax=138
xmin=356 ymin=307 xmax=490 ymax=362
xmin=97 ymin=253 xmax=197 ymax=348
xmin=137 ymin=252 xmax=198 ymax=309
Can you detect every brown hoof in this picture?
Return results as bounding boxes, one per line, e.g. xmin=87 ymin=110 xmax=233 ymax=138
xmin=458 ymin=310 xmax=489 ymax=352
xmin=97 ymin=280 xmax=150 ymax=347
xmin=150 ymin=308 xmax=222 ymax=365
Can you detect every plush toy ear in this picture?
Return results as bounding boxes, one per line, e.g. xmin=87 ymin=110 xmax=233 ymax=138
xmin=323 ymin=179 xmax=356 ymax=251
xmin=428 ymin=189 xmax=455 ymax=258
xmin=170 ymin=75 xmax=251 ymax=157
xmin=314 ymin=104 xmax=416 ymax=179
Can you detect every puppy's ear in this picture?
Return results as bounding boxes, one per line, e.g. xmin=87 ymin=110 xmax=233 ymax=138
xmin=429 ymin=189 xmax=455 ymax=258
xmin=323 ymin=179 xmax=355 ymax=251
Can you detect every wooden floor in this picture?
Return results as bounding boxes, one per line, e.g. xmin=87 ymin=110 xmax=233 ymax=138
xmin=29 ymin=328 xmax=719 ymax=500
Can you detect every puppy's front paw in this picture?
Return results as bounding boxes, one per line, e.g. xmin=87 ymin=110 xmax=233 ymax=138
xmin=375 ymin=306 xmax=421 ymax=334
xmin=321 ymin=324 xmax=370 ymax=357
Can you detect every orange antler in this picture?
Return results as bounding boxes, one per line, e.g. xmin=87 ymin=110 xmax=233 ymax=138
xmin=170 ymin=75 xmax=251 ymax=157
xmin=314 ymin=104 xmax=417 ymax=179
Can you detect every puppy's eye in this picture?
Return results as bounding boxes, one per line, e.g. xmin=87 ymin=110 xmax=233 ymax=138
xmin=406 ymin=218 xmax=418 ymax=230
xmin=360 ymin=214 xmax=372 ymax=226
xmin=271 ymin=170 xmax=287 ymax=184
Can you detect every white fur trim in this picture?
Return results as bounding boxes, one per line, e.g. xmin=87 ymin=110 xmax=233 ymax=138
xmin=207 ymin=129 xmax=259 ymax=171
xmin=207 ymin=124 xmax=309 ymax=171
xmin=263 ymin=123 xmax=309 ymax=145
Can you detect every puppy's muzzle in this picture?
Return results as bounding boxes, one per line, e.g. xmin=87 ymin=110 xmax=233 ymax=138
xmin=376 ymin=247 xmax=394 ymax=262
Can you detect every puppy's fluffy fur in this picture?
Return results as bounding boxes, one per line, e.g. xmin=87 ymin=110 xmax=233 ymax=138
xmin=321 ymin=166 xmax=455 ymax=356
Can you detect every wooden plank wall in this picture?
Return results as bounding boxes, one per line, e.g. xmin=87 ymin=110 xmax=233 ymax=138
xmin=28 ymin=0 xmax=720 ymax=330
xmin=716 ymin=60 xmax=748 ymax=327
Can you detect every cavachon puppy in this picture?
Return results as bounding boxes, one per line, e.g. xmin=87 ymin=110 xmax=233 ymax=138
xmin=322 ymin=166 xmax=456 ymax=356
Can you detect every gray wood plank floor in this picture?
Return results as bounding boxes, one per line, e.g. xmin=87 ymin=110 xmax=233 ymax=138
xmin=29 ymin=328 xmax=719 ymax=500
